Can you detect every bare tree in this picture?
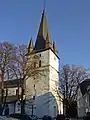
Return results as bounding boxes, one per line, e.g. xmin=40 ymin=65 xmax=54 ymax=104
xmin=0 ymin=42 xmax=17 ymax=115
xmin=13 ymin=44 xmax=48 ymax=114
xmin=60 ymin=64 xmax=88 ymax=115
xmin=0 ymin=41 xmax=47 ymax=115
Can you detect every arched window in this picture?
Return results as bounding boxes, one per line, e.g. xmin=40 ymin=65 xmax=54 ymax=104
xmin=39 ymin=60 xmax=41 ymax=67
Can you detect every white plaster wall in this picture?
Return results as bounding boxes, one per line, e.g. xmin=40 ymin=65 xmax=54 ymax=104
xmin=2 ymin=103 xmax=15 ymax=115
xmin=15 ymin=101 xmax=21 ymax=113
xmin=36 ymin=50 xmax=49 ymax=66
xmin=25 ymin=67 xmax=50 ymax=117
xmin=25 ymin=49 xmax=63 ymax=117
xmin=8 ymin=103 xmax=15 ymax=114
xmin=25 ymin=50 xmax=50 ymax=117
xmin=26 ymin=50 xmax=49 ymax=95
xmin=0 ymin=87 xmax=22 ymax=97
xmin=48 ymin=50 xmax=63 ymax=116
xmin=49 ymin=50 xmax=59 ymax=71
xmin=25 ymin=100 xmax=36 ymax=115
xmin=49 ymin=66 xmax=60 ymax=117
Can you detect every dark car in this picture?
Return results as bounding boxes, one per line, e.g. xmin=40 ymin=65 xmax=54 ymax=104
xmin=9 ymin=113 xmax=32 ymax=120
xmin=56 ymin=114 xmax=65 ymax=120
xmin=42 ymin=115 xmax=52 ymax=120
xmin=83 ymin=112 xmax=90 ymax=120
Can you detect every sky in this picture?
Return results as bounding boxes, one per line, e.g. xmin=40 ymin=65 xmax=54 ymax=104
xmin=0 ymin=0 xmax=90 ymax=69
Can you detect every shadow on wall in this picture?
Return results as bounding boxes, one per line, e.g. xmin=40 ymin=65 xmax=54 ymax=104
xmin=0 ymin=92 xmax=59 ymax=118
xmin=25 ymin=92 xmax=59 ymax=118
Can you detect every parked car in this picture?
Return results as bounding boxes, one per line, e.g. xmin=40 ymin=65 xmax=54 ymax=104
xmin=30 ymin=115 xmax=37 ymax=120
xmin=56 ymin=114 xmax=65 ymax=120
xmin=42 ymin=115 xmax=52 ymax=120
xmin=83 ymin=112 xmax=90 ymax=120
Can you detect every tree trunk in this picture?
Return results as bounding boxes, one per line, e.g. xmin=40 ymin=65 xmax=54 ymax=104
xmin=1 ymin=89 xmax=8 ymax=115
xmin=21 ymin=87 xmax=25 ymax=114
xmin=1 ymin=72 xmax=4 ymax=104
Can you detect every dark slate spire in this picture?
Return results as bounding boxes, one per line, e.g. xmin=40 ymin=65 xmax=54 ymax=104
xmin=28 ymin=37 xmax=34 ymax=53
xmin=53 ymin=41 xmax=58 ymax=54
xmin=45 ymin=32 xmax=53 ymax=49
xmin=34 ymin=9 xmax=52 ymax=51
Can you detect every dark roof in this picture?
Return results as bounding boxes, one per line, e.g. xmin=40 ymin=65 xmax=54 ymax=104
xmin=34 ymin=36 xmax=46 ymax=50
xmin=80 ymin=79 xmax=90 ymax=95
xmin=0 ymin=78 xmax=24 ymax=103
xmin=0 ymin=78 xmax=23 ymax=88
xmin=5 ymin=96 xmax=19 ymax=103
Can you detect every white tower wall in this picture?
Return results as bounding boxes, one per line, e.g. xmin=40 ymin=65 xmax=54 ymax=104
xmin=25 ymin=49 xmax=63 ymax=117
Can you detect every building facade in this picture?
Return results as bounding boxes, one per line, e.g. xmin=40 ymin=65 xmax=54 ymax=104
xmin=77 ymin=79 xmax=90 ymax=117
xmin=0 ymin=9 xmax=63 ymax=118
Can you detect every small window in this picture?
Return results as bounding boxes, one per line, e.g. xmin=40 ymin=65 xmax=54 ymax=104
xmin=54 ymin=56 xmax=56 ymax=61
xmin=33 ymin=96 xmax=35 ymax=100
xmin=39 ymin=60 xmax=41 ymax=67
xmin=39 ymin=54 xmax=41 ymax=57
xmin=34 ymin=62 xmax=36 ymax=68
xmin=34 ymin=84 xmax=35 ymax=88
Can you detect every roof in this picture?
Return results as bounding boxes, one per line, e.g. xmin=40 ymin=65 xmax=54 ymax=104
xmin=0 ymin=78 xmax=23 ymax=88
xmin=34 ymin=9 xmax=53 ymax=51
xmin=0 ymin=78 xmax=24 ymax=103
xmin=27 ymin=9 xmax=59 ymax=58
xmin=79 ymin=79 xmax=90 ymax=95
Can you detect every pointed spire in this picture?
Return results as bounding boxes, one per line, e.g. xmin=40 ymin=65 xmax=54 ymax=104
xmin=53 ymin=41 xmax=58 ymax=54
xmin=34 ymin=9 xmax=52 ymax=51
xmin=46 ymin=32 xmax=53 ymax=49
xmin=28 ymin=37 xmax=34 ymax=53
xmin=38 ymin=9 xmax=49 ymax=39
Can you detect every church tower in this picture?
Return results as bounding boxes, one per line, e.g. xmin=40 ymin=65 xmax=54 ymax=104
xmin=25 ymin=9 xmax=63 ymax=117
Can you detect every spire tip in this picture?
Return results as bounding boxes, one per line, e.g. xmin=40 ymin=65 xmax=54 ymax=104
xmin=43 ymin=0 xmax=46 ymax=11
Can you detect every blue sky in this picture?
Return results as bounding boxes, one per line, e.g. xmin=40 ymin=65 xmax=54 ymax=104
xmin=0 ymin=0 xmax=90 ymax=69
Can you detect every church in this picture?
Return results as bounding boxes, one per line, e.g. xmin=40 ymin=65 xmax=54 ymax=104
xmin=0 ymin=9 xmax=63 ymax=118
